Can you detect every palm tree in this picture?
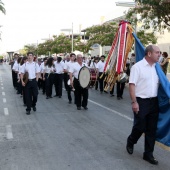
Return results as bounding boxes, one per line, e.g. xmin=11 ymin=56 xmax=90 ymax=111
xmin=0 ymin=0 xmax=6 ymax=14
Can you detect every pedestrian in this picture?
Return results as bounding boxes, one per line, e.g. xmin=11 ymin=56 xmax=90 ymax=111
xmin=160 ymin=52 xmax=169 ymax=75
xmin=20 ymin=52 xmax=40 ymax=115
xmin=69 ymin=54 xmax=88 ymax=110
xmin=96 ymin=55 xmax=106 ymax=93
xmin=43 ymin=57 xmax=55 ymax=99
xmin=126 ymin=45 xmax=160 ymax=165
xmin=54 ymin=57 xmax=65 ymax=98
xmin=64 ymin=53 xmax=76 ymax=104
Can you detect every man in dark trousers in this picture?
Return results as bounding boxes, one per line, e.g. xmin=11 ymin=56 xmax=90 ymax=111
xmin=21 ymin=52 xmax=40 ymax=115
xmin=126 ymin=45 xmax=160 ymax=165
xmin=69 ymin=54 xmax=88 ymax=110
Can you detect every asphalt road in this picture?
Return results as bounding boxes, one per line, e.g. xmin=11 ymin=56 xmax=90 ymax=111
xmin=0 ymin=63 xmax=170 ymax=170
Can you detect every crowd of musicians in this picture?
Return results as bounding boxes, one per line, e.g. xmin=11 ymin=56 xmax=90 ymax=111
xmin=9 ymin=52 xmax=130 ymax=115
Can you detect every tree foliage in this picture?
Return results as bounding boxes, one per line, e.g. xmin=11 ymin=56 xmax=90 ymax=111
xmin=85 ymin=21 xmax=157 ymax=47
xmin=0 ymin=0 xmax=5 ymax=14
xmin=126 ymin=0 xmax=170 ymax=32
xmin=85 ymin=22 xmax=118 ymax=47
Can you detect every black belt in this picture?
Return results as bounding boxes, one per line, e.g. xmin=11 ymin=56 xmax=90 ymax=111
xmin=28 ymin=78 xmax=36 ymax=81
xmin=137 ymin=97 xmax=157 ymax=100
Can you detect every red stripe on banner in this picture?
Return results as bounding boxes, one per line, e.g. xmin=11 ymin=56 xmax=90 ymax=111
xmin=103 ymin=30 xmax=119 ymax=72
xmin=116 ymin=22 xmax=127 ymax=74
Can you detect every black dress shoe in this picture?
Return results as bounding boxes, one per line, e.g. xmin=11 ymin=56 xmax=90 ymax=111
xmin=126 ymin=141 xmax=134 ymax=154
xmin=26 ymin=110 xmax=30 ymax=115
xmin=58 ymin=96 xmax=61 ymax=98
xmin=33 ymin=107 xmax=36 ymax=112
xmin=117 ymin=97 xmax=121 ymax=100
xmin=77 ymin=107 xmax=81 ymax=110
xmin=83 ymin=106 xmax=88 ymax=110
xmin=46 ymin=96 xmax=49 ymax=99
xmin=143 ymin=155 xmax=158 ymax=165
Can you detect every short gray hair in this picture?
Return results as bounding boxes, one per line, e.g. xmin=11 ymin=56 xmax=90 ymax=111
xmin=145 ymin=45 xmax=154 ymax=56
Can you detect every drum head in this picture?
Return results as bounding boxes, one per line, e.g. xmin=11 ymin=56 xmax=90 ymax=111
xmin=78 ymin=66 xmax=90 ymax=88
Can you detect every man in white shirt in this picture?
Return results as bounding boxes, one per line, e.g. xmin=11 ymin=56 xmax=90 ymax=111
xmin=40 ymin=57 xmax=47 ymax=94
xmin=126 ymin=45 xmax=160 ymax=165
xmin=64 ymin=53 xmax=76 ymax=103
xmin=11 ymin=53 xmax=19 ymax=89
xmin=69 ymin=54 xmax=88 ymax=110
xmin=63 ymin=54 xmax=70 ymax=91
xmin=54 ymin=57 xmax=65 ymax=98
xmin=96 ymin=55 xmax=106 ymax=93
xmin=20 ymin=52 xmax=40 ymax=115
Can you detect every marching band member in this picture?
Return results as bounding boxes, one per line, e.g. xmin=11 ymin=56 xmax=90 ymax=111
xmin=63 ymin=54 xmax=70 ymax=91
xmin=40 ymin=57 xmax=48 ymax=94
xmin=54 ymin=57 xmax=65 ymax=98
xmin=20 ymin=52 xmax=40 ymax=115
xmin=11 ymin=53 xmax=19 ymax=89
xmin=69 ymin=54 xmax=88 ymax=110
xmin=96 ymin=55 xmax=106 ymax=93
xmin=20 ymin=56 xmax=28 ymax=106
xmin=43 ymin=57 xmax=55 ymax=99
xmin=90 ymin=57 xmax=99 ymax=90
xmin=64 ymin=53 xmax=76 ymax=104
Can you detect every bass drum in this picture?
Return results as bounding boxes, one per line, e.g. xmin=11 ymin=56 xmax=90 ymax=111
xmin=89 ymin=68 xmax=97 ymax=88
xmin=78 ymin=66 xmax=91 ymax=88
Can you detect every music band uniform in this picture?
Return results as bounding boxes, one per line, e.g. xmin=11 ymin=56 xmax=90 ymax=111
xmin=69 ymin=62 xmax=88 ymax=110
xmin=21 ymin=61 xmax=40 ymax=114
xmin=64 ymin=60 xmax=75 ymax=103
xmin=54 ymin=59 xmax=65 ymax=98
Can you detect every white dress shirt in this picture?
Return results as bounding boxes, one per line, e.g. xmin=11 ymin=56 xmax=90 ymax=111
xmin=43 ymin=65 xmax=55 ymax=74
xmin=40 ymin=62 xmax=45 ymax=73
xmin=69 ymin=62 xmax=87 ymax=79
xmin=96 ymin=60 xmax=105 ymax=72
xmin=90 ymin=62 xmax=98 ymax=68
xmin=129 ymin=58 xmax=159 ymax=98
xmin=54 ymin=61 xmax=65 ymax=74
xmin=21 ymin=61 xmax=40 ymax=79
xmin=64 ymin=61 xmax=75 ymax=73
xmin=12 ymin=61 xmax=19 ymax=72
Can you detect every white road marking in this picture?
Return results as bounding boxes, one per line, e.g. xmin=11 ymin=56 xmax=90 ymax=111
xmin=6 ymin=125 xmax=13 ymax=139
xmin=3 ymin=98 xmax=6 ymax=103
xmin=1 ymin=83 xmax=3 ymax=86
xmin=4 ymin=108 xmax=9 ymax=116
xmin=2 ymin=92 xmax=5 ymax=96
xmin=89 ymin=99 xmax=133 ymax=122
xmin=1 ymin=87 xmax=4 ymax=89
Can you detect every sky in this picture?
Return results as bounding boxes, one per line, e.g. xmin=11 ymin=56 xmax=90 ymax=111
xmin=0 ymin=0 xmax=131 ymax=54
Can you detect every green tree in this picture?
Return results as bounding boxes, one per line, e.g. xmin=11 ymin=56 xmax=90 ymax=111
xmin=24 ymin=44 xmax=38 ymax=55
xmin=38 ymin=39 xmax=53 ymax=56
xmin=0 ymin=0 xmax=5 ymax=14
xmin=85 ymin=22 xmax=118 ymax=47
xmin=126 ymin=0 xmax=170 ymax=32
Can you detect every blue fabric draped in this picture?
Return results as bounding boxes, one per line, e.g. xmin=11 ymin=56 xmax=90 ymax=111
xmin=133 ymin=33 xmax=170 ymax=147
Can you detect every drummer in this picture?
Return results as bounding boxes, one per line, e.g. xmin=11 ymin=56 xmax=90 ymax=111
xmin=69 ymin=54 xmax=88 ymax=110
xmin=90 ymin=57 xmax=99 ymax=90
